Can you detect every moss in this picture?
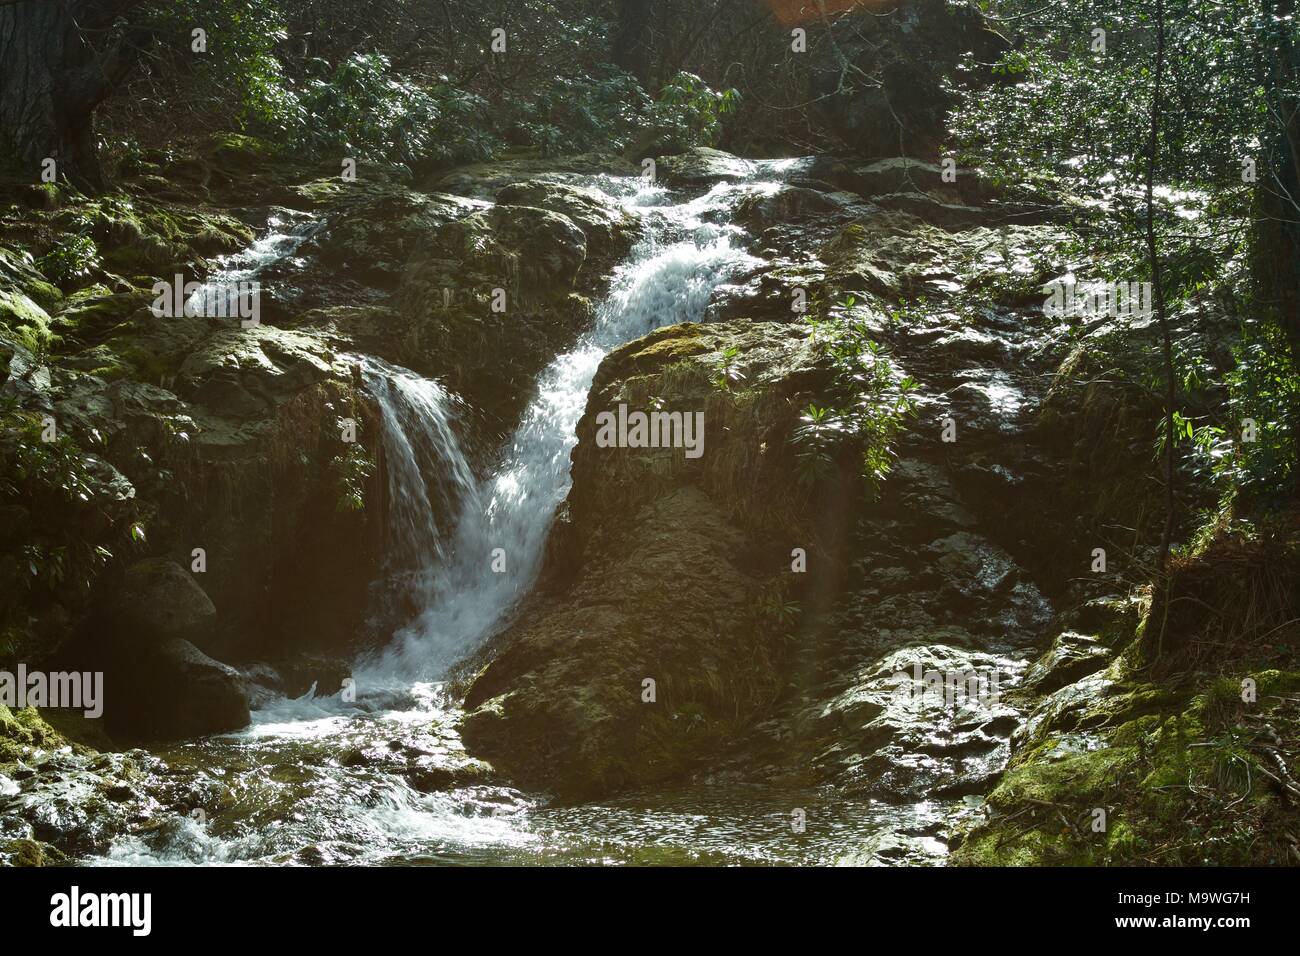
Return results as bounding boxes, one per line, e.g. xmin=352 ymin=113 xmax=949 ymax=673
xmin=0 ymin=247 xmax=62 ymax=312
xmin=208 ymin=133 xmax=275 ymax=172
xmin=0 ymin=704 xmax=72 ymax=769
xmin=954 ymin=667 xmax=1300 ymax=865
xmin=1 ymin=838 xmax=66 ymax=867
xmin=0 ymin=288 xmax=56 ymax=354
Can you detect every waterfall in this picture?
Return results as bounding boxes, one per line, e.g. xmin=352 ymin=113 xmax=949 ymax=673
xmin=184 ymin=214 xmax=320 ymax=317
xmin=86 ymin=163 xmax=891 ymax=868
xmin=360 ymin=358 xmax=481 ymax=616
xmin=360 ymin=177 xmax=764 ymax=681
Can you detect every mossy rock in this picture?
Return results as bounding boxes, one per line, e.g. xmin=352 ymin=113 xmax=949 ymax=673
xmin=207 ymin=133 xmax=275 ymax=174
xmin=0 ymin=287 xmax=55 ymax=354
xmin=954 ymin=667 xmax=1300 ymax=865
xmin=0 ymin=245 xmax=62 ymax=311
xmin=0 ymin=704 xmax=73 ymax=768
xmin=1 ymin=838 xmax=68 ymax=867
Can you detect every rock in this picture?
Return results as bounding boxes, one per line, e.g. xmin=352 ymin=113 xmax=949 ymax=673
xmin=495 ymin=179 xmax=637 ymax=267
xmin=831 ymin=158 xmax=948 ymax=197
xmin=430 ymin=153 xmax=637 ymax=199
xmin=836 ymin=830 xmax=947 ymax=866
xmin=395 ymin=203 xmax=594 ymax=423
xmin=292 ymin=183 xmax=481 ymax=291
xmin=405 ymin=758 xmax=494 ymax=793
xmin=1020 ymin=632 xmax=1113 ymax=694
xmin=656 ymin=147 xmax=755 ymax=190
xmin=734 ymin=186 xmax=876 ymax=257
xmin=871 ymin=192 xmax=986 ymax=230
xmin=176 ymin=326 xmax=333 ymax=420
xmin=0 ymin=838 xmax=65 ymax=866
xmin=0 ymin=707 xmax=165 ymax=858
xmin=808 ymin=643 xmax=1027 ymax=801
xmin=399 ymin=203 xmax=588 ymax=309
xmin=0 ymin=287 xmax=54 ymax=355
xmin=0 ymin=245 xmax=61 ymax=311
xmin=105 ymin=558 xmax=216 ymax=651
xmin=106 ymin=638 xmax=250 ymax=739
xmin=461 ymin=321 xmax=842 ymax=797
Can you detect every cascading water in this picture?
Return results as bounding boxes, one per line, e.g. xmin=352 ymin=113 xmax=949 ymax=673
xmin=365 ymin=177 xmax=763 ymax=680
xmin=89 ymin=164 xmax=921 ymax=866
xmin=358 ymin=358 xmax=480 ymax=628
xmin=184 ymin=213 xmax=320 ymax=317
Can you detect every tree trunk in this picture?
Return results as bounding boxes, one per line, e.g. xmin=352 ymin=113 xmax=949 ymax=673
xmin=0 ymin=0 xmax=148 ymax=193
xmin=612 ymin=0 xmax=655 ymax=92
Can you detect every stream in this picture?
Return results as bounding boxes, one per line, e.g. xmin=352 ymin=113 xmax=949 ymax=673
xmin=75 ymin=164 xmax=953 ymax=866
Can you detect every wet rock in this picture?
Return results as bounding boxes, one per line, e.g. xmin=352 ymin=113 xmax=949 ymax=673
xmin=106 ymin=638 xmax=250 ymax=740
xmin=734 ymin=186 xmax=876 ymax=256
xmin=871 ymin=192 xmax=986 ymax=230
xmin=736 ymin=186 xmax=859 ymax=230
xmin=1 ymin=837 xmax=66 ymax=866
xmin=235 ymin=663 xmax=284 ymax=710
xmin=405 ymin=758 xmax=494 ymax=793
xmin=0 ymin=707 xmax=159 ymax=858
xmin=827 ymin=158 xmax=949 ymax=198
xmin=657 ymin=147 xmax=755 ymax=190
xmin=835 ymin=830 xmax=947 ymax=866
xmin=808 ymin=643 xmax=1027 ymax=800
xmin=1020 ymin=632 xmax=1114 ymax=695
xmin=495 ymin=179 xmax=637 ymax=267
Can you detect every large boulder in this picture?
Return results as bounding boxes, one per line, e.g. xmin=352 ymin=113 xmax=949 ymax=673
xmin=39 ymin=320 xmax=385 ymax=663
xmin=288 ymin=180 xmax=482 ymax=293
xmin=494 ymin=179 xmax=637 ymax=269
xmin=104 ymin=638 xmax=250 ymax=739
xmin=656 ymin=147 xmax=755 ymax=191
xmin=461 ymin=321 xmax=844 ymax=797
xmin=396 ymin=203 xmax=594 ymax=424
xmin=175 ymin=325 xmax=333 ymax=420
xmin=105 ymin=558 xmax=216 ymax=651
